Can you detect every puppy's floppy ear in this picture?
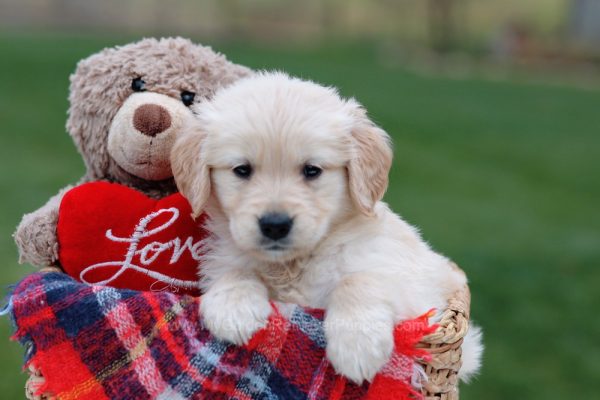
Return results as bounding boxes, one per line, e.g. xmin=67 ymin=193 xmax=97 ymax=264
xmin=347 ymin=103 xmax=393 ymax=216
xmin=171 ymin=124 xmax=210 ymax=218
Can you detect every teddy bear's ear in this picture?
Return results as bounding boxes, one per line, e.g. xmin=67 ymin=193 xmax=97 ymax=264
xmin=171 ymin=124 xmax=210 ymax=218
xmin=209 ymin=64 xmax=254 ymax=95
xmin=228 ymin=63 xmax=254 ymax=82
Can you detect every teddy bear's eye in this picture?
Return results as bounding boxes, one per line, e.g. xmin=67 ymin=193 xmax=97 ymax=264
xmin=181 ymin=91 xmax=196 ymax=107
xmin=131 ymin=77 xmax=146 ymax=92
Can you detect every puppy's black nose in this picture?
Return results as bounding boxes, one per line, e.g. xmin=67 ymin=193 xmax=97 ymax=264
xmin=259 ymin=213 xmax=293 ymax=241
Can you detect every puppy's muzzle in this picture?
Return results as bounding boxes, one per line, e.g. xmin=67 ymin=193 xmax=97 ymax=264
xmin=259 ymin=213 xmax=293 ymax=241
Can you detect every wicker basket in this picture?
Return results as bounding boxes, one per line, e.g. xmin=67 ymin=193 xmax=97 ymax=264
xmin=25 ymin=265 xmax=471 ymax=400
xmin=417 ymin=264 xmax=470 ymax=400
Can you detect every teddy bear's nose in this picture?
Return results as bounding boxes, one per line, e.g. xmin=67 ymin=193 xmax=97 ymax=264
xmin=133 ymin=104 xmax=172 ymax=136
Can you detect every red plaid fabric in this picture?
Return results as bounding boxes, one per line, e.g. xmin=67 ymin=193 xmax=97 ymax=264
xmin=8 ymin=272 xmax=436 ymax=400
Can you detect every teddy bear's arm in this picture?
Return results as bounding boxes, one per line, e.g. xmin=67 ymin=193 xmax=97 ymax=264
xmin=13 ymin=185 xmax=74 ymax=267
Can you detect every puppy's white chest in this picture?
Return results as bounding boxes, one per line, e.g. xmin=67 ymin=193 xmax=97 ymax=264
xmin=257 ymin=255 xmax=342 ymax=308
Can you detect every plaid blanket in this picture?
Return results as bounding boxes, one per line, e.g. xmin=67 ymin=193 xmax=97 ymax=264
xmin=7 ymin=272 xmax=436 ymax=400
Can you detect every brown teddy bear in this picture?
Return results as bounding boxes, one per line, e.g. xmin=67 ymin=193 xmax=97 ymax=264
xmin=14 ymin=37 xmax=251 ymax=274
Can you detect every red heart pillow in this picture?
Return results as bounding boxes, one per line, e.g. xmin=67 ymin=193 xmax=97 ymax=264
xmin=57 ymin=181 xmax=206 ymax=296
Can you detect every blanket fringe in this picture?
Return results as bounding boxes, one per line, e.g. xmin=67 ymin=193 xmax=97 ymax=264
xmin=0 ymin=294 xmax=14 ymax=316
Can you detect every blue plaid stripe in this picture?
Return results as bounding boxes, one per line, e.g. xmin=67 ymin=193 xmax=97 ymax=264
xmin=236 ymin=352 xmax=280 ymax=400
xmin=290 ymin=308 xmax=327 ymax=349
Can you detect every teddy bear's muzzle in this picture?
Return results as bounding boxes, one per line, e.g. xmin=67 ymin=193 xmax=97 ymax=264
xmin=107 ymin=92 xmax=195 ymax=181
xmin=133 ymin=104 xmax=172 ymax=137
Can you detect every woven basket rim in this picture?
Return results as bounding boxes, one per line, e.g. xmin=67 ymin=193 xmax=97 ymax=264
xmin=418 ymin=263 xmax=471 ymax=399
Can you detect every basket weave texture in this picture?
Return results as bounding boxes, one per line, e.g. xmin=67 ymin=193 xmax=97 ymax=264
xmin=418 ymin=264 xmax=470 ymax=399
xmin=24 ymin=265 xmax=470 ymax=400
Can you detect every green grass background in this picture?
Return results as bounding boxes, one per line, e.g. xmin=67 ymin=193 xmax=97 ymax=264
xmin=0 ymin=33 xmax=599 ymax=399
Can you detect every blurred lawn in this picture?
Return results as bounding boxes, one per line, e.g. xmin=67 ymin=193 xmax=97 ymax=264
xmin=1 ymin=33 xmax=599 ymax=399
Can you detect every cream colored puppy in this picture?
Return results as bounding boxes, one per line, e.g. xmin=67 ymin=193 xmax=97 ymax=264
xmin=171 ymin=72 xmax=482 ymax=384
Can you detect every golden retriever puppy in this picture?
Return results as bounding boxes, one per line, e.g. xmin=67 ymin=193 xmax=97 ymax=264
xmin=171 ymin=72 xmax=482 ymax=384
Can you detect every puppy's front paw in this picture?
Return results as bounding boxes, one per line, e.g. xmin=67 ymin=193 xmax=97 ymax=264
xmin=325 ymin=310 xmax=394 ymax=384
xmin=200 ymin=285 xmax=271 ymax=346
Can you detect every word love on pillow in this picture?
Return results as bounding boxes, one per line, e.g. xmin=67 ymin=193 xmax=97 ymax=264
xmin=57 ymin=182 xmax=207 ymax=296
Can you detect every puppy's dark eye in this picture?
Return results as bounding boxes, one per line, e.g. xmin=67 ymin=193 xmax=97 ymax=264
xmin=131 ymin=77 xmax=146 ymax=92
xmin=303 ymin=164 xmax=322 ymax=180
xmin=181 ymin=91 xmax=196 ymax=107
xmin=233 ymin=164 xmax=252 ymax=179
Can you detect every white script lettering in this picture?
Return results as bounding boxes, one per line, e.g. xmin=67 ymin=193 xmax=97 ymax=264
xmin=80 ymin=207 xmax=201 ymax=292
